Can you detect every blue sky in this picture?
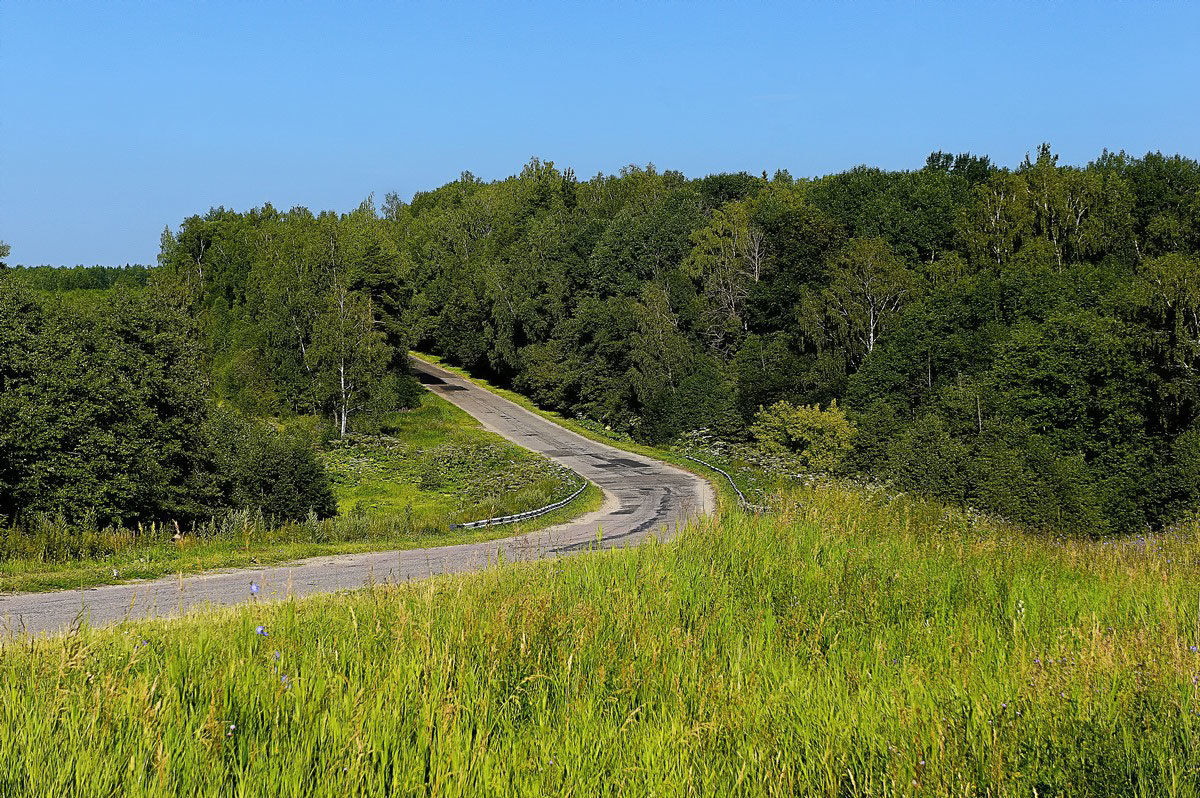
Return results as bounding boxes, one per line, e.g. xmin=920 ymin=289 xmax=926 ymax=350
xmin=2 ymin=1 xmax=1198 ymax=266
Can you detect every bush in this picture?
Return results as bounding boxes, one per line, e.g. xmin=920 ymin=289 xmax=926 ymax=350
xmin=207 ymin=408 xmax=338 ymax=522
xmin=751 ymin=400 xmax=856 ymax=472
xmin=884 ymin=413 xmax=972 ymax=505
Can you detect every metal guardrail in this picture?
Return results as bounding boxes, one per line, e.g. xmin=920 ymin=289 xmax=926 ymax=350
xmin=449 ymin=481 xmax=589 ymax=530
xmin=680 ymin=454 xmax=768 ymax=513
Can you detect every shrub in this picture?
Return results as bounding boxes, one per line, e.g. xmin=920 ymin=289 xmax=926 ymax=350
xmin=751 ymin=399 xmax=856 ymax=472
xmin=207 ymin=408 xmax=338 ymax=522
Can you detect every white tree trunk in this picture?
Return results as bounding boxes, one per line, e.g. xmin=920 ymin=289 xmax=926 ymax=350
xmin=339 ymin=359 xmax=348 ymax=437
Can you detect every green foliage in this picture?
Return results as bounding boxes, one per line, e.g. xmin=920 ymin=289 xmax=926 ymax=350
xmin=131 ymin=145 xmax=1200 ymax=533
xmin=801 ymin=236 xmax=913 ymax=369
xmin=751 ymin=400 xmax=856 ymax=472
xmin=0 ymin=391 xmax=596 ymax=588
xmin=158 ymin=200 xmax=417 ymax=435
xmin=6 ymin=263 xmax=150 ymax=291
xmin=0 ymin=276 xmax=217 ymax=527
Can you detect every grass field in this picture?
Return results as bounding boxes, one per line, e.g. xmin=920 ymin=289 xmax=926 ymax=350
xmin=0 ymin=391 xmax=598 ymax=594
xmin=4 ymin=481 xmax=1199 ymax=796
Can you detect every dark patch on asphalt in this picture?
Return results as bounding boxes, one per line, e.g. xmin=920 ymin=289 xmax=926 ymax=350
xmin=608 ymin=458 xmax=643 ymax=468
xmin=438 ymin=385 xmax=468 ymax=392
xmin=611 ymin=508 xmax=636 ymax=515
xmin=551 ymin=489 xmax=673 ymax=554
xmin=416 ymin=372 xmax=445 ymax=385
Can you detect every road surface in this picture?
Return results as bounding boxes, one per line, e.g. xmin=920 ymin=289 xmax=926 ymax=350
xmin=0 ymin=357 xmax=715 ymax=636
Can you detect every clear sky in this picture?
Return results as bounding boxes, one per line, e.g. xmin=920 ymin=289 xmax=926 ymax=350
xmin=2 ymin=1 xmax=1198 ymax=266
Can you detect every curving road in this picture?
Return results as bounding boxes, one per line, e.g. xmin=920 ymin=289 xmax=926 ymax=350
xmin=0 ymin=357 xmax=714 ymax=636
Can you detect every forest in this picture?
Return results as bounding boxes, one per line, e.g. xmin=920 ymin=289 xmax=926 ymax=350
xmin=2 ymin=145 xmax=1199 ymax=536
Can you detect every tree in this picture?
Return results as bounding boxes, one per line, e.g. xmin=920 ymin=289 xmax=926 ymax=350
xmin=745 ymin=184 xmax=842 ymax=328
xmin=961 ymin=171 xmax=1034 ymax=268
xmin=1020 ymin=144 xmax=1135 ymax=268
xmin=1142 ymin=253 xmax=1200 ymax=374
xmin=0 ymin=280 xmax=218 ymax=526
xmin=313 ymin=274 xmax=391 ymax=437
xmin=810 ymin=237 xmax=912 ymax=369
xmin=682 ymin=202 xmax=767 ymax=354
xmin=587 ymin=184 xmax=704 ymax=297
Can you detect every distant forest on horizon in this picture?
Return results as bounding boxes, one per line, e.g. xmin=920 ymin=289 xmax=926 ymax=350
xmin=3 ymin=144 xmax=1199 ymax=536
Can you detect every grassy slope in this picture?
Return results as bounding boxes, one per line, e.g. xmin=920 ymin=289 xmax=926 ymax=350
xmin=0 ymin=391 xmax=601 ymax=594
xmin=4 ymin=485 xmax=1200 ymax=795
xmin=325 ymin=392 xmax=585 ymax=524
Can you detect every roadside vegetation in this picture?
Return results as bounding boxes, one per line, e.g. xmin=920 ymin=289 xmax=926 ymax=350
xmin=410 ymin=352 xmax=740 ymax=509
xmin=0 ymin=389 xmax=595 ymax=594
xmin=5 ymin=480 xmax=1200 ymax=795
xmin=323 ymin=392 xmax=582 ymax=524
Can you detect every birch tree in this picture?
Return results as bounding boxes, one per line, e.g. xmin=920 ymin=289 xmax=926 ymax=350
xmin=313 ymin=274 xmax=389 ymax=437
xmin=683 ymin=202 xmax=768 ymax=353
xmin=821 ymin=237 xmax=912 ymax=369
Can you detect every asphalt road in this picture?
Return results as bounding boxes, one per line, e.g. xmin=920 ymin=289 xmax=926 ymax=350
xmin=0 ymin=357 xmax=715 ymax=636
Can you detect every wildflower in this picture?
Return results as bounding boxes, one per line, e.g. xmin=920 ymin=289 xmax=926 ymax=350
xmin=256 ymin=626 xmax=268 ymax=637
xmin=1191 ymin=645 xmax=1198 ymax=653
xmin=111 ymin=569 xmax=119 ymax=578
xmin=273 ymin=650 xmax=281 ymax=660
xmin=250 ymin=582 xmax=260 ymax=595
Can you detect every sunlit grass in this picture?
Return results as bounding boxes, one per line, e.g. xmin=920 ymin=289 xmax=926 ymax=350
xmin=324 ymin=393 xmax=582 ymax=522
xmin=5 ymin=481 xmax=1200 ymax=795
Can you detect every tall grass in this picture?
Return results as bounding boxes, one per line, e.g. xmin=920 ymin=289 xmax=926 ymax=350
xmin=0 ymin=507 xmax=445 ymax=565
xmin=4 ymin=482 xmax=1200 ymax=795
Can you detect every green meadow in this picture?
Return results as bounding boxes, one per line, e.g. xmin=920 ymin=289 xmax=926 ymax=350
xmin=4 ymin=482 xmax=1199 ymax=796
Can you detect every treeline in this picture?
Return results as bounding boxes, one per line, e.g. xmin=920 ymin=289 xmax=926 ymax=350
xmin=6 ymin=264 xmax=151 ymax=291
xmin=0 ymin=278 xmax=336 ymax=527
xmin=110 ymin=146 xmax=1200 ymax=534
